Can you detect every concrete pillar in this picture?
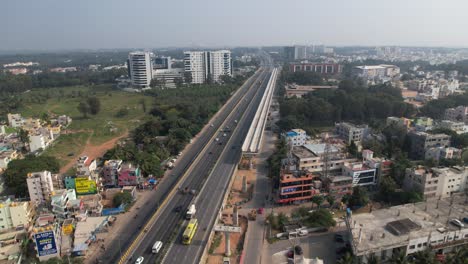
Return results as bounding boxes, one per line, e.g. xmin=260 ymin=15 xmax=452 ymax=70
xmin=233 ymin=206 xmax=239 ymax=226
xmin=242 ymin=176 xmax=247 ymax=193
xmin=225 ymin=232 xmax=231 ymax=257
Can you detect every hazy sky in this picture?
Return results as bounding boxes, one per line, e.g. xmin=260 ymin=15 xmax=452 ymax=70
xmin=2 ymin=0 xmax=468 ymax=50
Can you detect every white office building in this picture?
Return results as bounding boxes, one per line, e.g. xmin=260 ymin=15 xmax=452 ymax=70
xmin=184 ymin=50 xmax=232 ymax=84
xmin=128 ymin=51 xmax=153 ymax=88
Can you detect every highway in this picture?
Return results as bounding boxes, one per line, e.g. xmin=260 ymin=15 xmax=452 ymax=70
xmin=132 ymin=65 xmax=274 ymax=264
xmin=96 ymin=61 xmax=270 ymax=264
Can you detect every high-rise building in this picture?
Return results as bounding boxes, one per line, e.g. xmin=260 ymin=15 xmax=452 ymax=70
xmin=128 ymin=51 xmax=153 ymax=88
xmin=283 ymin=46 xmax=295 ymax=60
xmin=27 ymin=171 xmax=54 ymax=205
xmin=153 ymin=56 xmax=171 ymax=70
xmin=183 ymin=50 xmax=232 ymax=84
xmin=294 ymin=45 xmax=307 ymax=60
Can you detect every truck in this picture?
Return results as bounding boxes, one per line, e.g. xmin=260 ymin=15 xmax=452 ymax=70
xmin=186 ymin=204 xmax=196 ymax=220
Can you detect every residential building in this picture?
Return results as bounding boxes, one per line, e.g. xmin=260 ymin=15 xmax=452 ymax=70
xmin=27 ymin=171 xmax=54 ymax=204
xmin=76 ymin=156 xmax=97 ymax=178
xmin=283 ymin=46 xmax=295 ymax=60
xmin=118 ymin=163 xmax=141 ymax=186
xmin=277 ymin=171 xmax=318 ymax=204
xmin=0 ymin=150 xmax=18 ymax=170
xmin=436 ymin=120 xmax=465 ymax=133
xmin=346 ymin=194 xmax=468 ymax=262
xmin=284 ymin=129 xmax=307 ymax=146
xmin=342 ymin=162 xmax=377 ymax=186
xmin=153 ymin=56 xmax=171 ymax=70
xmin=352 ymin=64 xmax=400 ymax=81
xmin=50 ymin=67 xmax=77 ymax=73
xmin=404 ymin=166 xmax=468 ymax=199
xmin=413 ymin=117 xmax=434 ymax=132
xmin=290 ymin=63 xmax=342 ymax=75
xmin=323 ymin=176 xmax=353 ymax=200
xmin=293 ymin=45 xmax=307 ymax=60
xmin=7 ymin=113 xmax=23 ymax=128
xmin=51 ymin=189 xmax=77 ymax=218
xmin=362 ymin=150 xmax=392 ymax=181
xmin=29 ymin=128 xmax=54 ymax=153
xmin=425 ymin=146 xmax=462 ymax=161
xmin=183 ymin=50 xmax=232 ymax=84
xmin=128 ymin=51 xmax=153 ymax=89
xmin=408 ymin=132 xmax=451 ymax=159
xmin=386 ymin=116 xmax=412 ymax=129
xmin=335 ymin=122 xmax=369 ymax=144
xmin=0 ymin=199 xmax=34 ymax=231
xmin=292 ymin=143 xmax=354 ymax=174
xmin=101 ymin=160 xmax=122 ymax=187
xmin=445 ymin=106 xmax=468 ymax=124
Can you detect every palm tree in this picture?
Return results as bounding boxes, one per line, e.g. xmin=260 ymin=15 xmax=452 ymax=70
xmin=367 ymin=254 xmax=381 ymax=264
xmin=390 ymin=250 xmax=408 ymax=264
xmin=411 ymin=249 xmax=437 ymax=264
xmin=445 ymin=246 xmax=468 ymax=264
xmin=337 ymin=252 xmax=355 ymax=264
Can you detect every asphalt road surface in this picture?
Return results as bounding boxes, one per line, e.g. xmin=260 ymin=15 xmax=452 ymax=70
xmin=99 ymin=63 xmax=265 ymax=263
xmin=132 ymin=66 xmax=274 ymax=264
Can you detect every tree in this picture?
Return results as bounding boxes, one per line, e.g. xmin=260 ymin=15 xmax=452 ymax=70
xmin=311 ymin=195 xmax=324 ymax=208
xmin=326 ymin=195 xmax=336 ymax=208
xmin=183 ymin=72 xmax=192 ymax=84
xmin=348 ymin=186 xmax=369 ymax=208
xmin=87 ymin=97 xmax=101 ymax=115
xmin=337 ymin=252 xmax=355 ymax=264
xmin=367 ymin=254 xmax=381 ymax=264
xmin=304 ymin=209 xmax=336 ymax=228
xmin=77 ymin=101 xmax=90 ymax=118
xmin=139 ymin=98 xmax=147 ymax=113
xmin=410 ymin=250 xmax=437 ymax=264
xmin=174 ymin=77 xmax=184 ymax=88
xmin=378 ymin=176 xmax=398 ymax=203
xmin=347 ymin=141 xmax=358 ymax=157
xmin=4 ymin=155 xmax=60 ymax=196
xmin=390 ymin=250 xmax=408 ymax=264
xmin=113 ymin=192 xmax=133 ymax=207
xmin=18 ymin=128 xmax=29 ymax=146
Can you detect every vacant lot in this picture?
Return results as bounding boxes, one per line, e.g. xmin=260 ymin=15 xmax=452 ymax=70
xmin=18 ymin=85 xmax=152 ymax=169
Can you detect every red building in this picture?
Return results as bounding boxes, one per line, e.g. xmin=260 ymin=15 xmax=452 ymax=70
xmin=277 ymin=171 xmax=319 ymax=204
xmin=290 ymin=63 xmax=342 ymax=75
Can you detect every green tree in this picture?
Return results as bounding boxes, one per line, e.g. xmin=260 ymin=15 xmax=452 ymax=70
xmin=174 ymin=77 xmax=184 ymax=88
xmin=311 ymin=195 xmax=324 ymax=208
xmin=378 ymin=176 xmax=398 ymax=203
xmin=337 ymin=252 xmax=355 ymax=264
xmin=390 ymin=250 xmax=409 ymax=264
xmin=113 ymin=192 xmax=133 ymax=207
xmin=348 ymin=186 xmax=369 ymax=208
xmin=87 ymin=97 xmax=101 ymax=115
xmin=326 ymin=195 xmax=335 ymax=208
xmin=410 ymin=249 xmax=437 ymax=264
xmin=347 ymin=141 xmax=358 ymax=157
xmin=77 ymin=101 xmax=90 ymax=118
xmin=3 ymin=155 xmax=60 ymax=196
xmin=304 ymin=209 xmax=336 ymax=228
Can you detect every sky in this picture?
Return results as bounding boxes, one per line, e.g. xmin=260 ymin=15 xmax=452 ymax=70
xmin=1 ymin=0 xmax=468 ymax=51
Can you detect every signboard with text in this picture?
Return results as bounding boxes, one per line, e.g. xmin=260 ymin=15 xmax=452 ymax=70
xmin=75 ymin=178 xmax=97 ymax=194
xmin=34 ymin=231 xmax=57 ymax=257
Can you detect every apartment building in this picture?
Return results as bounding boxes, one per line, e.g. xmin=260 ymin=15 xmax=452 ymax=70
xmin=362 ymin=149 xmax=392 ymax=181
xmin=323 ymin=176 xmax=353 ymax=200
xmin=292 ymin=143 xmax=355 ymax=174
xmin=425 ymin=147 xmax=462 ymax=161
xmin=0 ymin=199 xmax=34 ymax=231
xmin=27 ymin=171 xmax=54 ymax=204
xmin=347 ymin=194 xmax=468 ymax=263
xmin=352 ymin=64 xmax=400 ymax=81
xmin=184 ymin=50 xmax=232 ymax=84
xmin=7 ymin=113 xmax=23 ymax=128
xmin=0 ymin=150 xmax=18 ymax=170
xmin=445 ymin=106 xmax=468 ymax=124
xmin=284 ymin=129 xmax=307 ymax=146
xmin=386 ymin=116 xmax=412 ymax=129
xmin=75 ymin=156 xmax=97 ymax=178
xmin=335 ymin=122 xmax=369 ymax=144
xmin=404 ymin=166 xmax=468 ymax=199
xmin=118 ymin=163 xmax=141 ymax=186
xmin=342 ymin=162 xmax=377 ymax=187
xmin=290 ymin=63 xmax=343 ymax=75
xmin=408 ymin=132 xmax=451 ymax=159
xmin=50 ymin=189 xmax=77 ymax=218
xmin=437 ymin=120 xmax=465 ymax=133
xmin=101 ymin=160 xmax=122 ymax=187
xmin=128 ymin=51 xmax=153 ymax=88
xmin=277 ymin=171 xmax=318 ymax=204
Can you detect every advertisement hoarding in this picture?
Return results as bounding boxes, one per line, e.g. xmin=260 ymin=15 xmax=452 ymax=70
xmin=34 ymin=231 xmax=57 ymax=257
xmin=75 ymin=178 xmax=97 ymax=194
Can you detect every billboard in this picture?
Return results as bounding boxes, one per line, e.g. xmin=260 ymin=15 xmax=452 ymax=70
xmin=34 ymin=231 xmax=58 ymax=257
xmin=75 ymin=178 xmax=97 ymax=195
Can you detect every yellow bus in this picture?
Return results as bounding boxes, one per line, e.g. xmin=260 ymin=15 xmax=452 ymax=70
xmin=182 ymin=218 xmax=198 ymax=245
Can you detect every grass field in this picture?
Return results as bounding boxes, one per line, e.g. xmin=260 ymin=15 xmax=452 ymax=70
xmin=17 ymin=85 xmax=152 ymax=166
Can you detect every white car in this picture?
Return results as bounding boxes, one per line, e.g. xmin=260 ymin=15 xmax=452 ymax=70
xmin=450 ymin=219 xmax=464 ymax=228
xmin=135 ymin=256 xmax=144 ymax=264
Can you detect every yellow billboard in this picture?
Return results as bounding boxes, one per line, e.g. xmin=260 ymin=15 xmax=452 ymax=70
xmin=75 ymin=178 xmax=97 ymax=195
xmin=62 ymin=224 xmax=73 ymax=235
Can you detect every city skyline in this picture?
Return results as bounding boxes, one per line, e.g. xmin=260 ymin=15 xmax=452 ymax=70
xmin=2 ymin=0 xmax=468 ymax=51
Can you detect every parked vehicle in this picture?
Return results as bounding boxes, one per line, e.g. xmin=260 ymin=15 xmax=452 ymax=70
xmin=450 ymin=219 xmax=464 ymax=228
xmin=135 ymin=256 xmax=144 ymax=264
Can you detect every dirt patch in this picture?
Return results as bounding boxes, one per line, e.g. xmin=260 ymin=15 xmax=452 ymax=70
xmin=59 ymin=129 xmax=129 ymax=174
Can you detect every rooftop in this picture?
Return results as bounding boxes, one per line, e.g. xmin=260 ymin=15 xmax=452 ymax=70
xmin=304 ymin=143 xmax=340 ymax=156
xmin=349 ymin=194 xmax=468 ymax=256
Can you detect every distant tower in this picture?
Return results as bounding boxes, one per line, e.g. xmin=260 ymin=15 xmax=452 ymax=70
xmin=128 ymin=51 xmax=153 ymax=88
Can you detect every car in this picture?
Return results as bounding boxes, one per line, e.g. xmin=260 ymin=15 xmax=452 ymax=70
xmin=208 ymin=151 xmax=212 ymax=154
xmin=210 ymin=123 xmax=214 ymax=127
xmin=450 ymin=219 xmax=465 ymax=228
xmin=294 ymin=245 xmax=303 ymax=255
xmin=463 ymin=217 xmax=468 ymax=224
xmin=135 ymin=256 xmax=144 ymax=264
xmin=174 ymin=206 xmax=182 ymax=213
xmin=257 ymin=208 xmax=264 ymax=214
xmin=223 ymin=133 xmax=227 ymax=137
xmin=335 ymin=234 xmax=345 ymax=243
xmin=215 ymin=138 xmax=219 ymax=141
